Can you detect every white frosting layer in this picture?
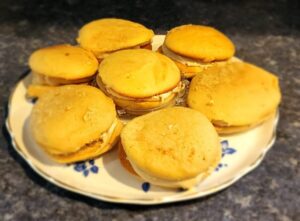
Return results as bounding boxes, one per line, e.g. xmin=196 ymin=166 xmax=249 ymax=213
xmin=99 ymin=118 xmax=119 ymax=148
xmin=97 ymin=75 xmax=184 ymax=102
xmin=129 ymin=160 xmax=214 ymax=189
xmin=162 ymin=45 xmax=242 ymax=69
xmin=162 ymin=44 xmax=211 ymax=67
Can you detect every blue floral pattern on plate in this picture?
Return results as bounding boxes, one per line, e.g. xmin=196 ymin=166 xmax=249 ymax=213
xmin=73 ymin=160 xmax=99 ymax=177
xmin=221 ymin=140 xmax=236 ymax=157
xmin=215 ymin=140 xmax=237 ymax=172
xmin=71 ymin=141 xmax=235 ymax=191
xmin=142 ymin=182 xmax=151 ymax=192
xmin=29 ymin=97 xmax=38 ymax=104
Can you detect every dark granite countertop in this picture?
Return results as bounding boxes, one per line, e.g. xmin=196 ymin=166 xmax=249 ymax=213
xmin=1 ymin=0 xmax=299 ymax=220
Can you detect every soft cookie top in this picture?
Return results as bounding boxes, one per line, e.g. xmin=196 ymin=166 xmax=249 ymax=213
xmin=188 ymin=62 xmax=281 ymax=127
xmin=121 ymin=107 xmax=221 ymax=181
xmin=98 ymin=49 xmax=180 ymax=98
xmin=77 ymin=18 xmax=154 ymax=57
xmin=30 ymin=85 xmax=116 ymax=155
xmin=165 ymin=24 xmax=235 ymax=62
xmin=29 ymin=44 xmax=98 ymax=79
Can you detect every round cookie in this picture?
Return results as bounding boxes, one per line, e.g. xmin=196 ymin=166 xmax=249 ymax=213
xmin=98 ymin=49 xmax=180 ymax=98
xmin=29 ymin=44 xmax=98 ymax=80
xmin=165 ymin=24 xmax=235 ymax=62
xmin=30 ymin=85 xmax=123 ymax=163
xmin=187 ymin=62 xmax=281 ymax=133
xmin=120 ymin=107 xmax=221 ymax=189
xmin=97 ymin=49 xmax=182 ymax=114
xmin=77 ymin=18 xmax=154 ymax=59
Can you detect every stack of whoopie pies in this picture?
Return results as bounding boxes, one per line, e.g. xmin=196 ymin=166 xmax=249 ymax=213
xmin=27 ymin=18 xmax=281 ymax=189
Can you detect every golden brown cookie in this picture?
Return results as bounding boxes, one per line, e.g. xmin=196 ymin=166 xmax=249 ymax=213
xmin=121 ymin=107 xmax=221 ymax=189
xmin=30 ymin=85 xmax=123 ymax=163
xmin=165 ymin=24 xmax=235 ymax=61
xmin=97 ymin=49 xmax=183 ymax=114
xmin=187 ymin=62 xmax=281 ymax=134
xmin=77 ymin=18 xmax=154 ymax=59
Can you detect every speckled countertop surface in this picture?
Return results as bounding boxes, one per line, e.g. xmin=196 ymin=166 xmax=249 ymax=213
xmin=1 ymin=0 xmax=300 ymax=220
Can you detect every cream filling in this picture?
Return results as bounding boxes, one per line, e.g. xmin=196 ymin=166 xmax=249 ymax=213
xmin=97 ymin=118 xmax=119 ymax=149
xmin=162 ymin=45 xmax=242 ymax=68
xmin=97 ymin=76 xmax=184 ymax=102
xmin=32 ymin=72 xmax=94 ymax=86
xmin=128 ymin=160 xmax=215 ymax=189
xmin=150 ymin=82 xmax=184 ymax=102
xmin=162 ymin=44 xmax=213 ymax=67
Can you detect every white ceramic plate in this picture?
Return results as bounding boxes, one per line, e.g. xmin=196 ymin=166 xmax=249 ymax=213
xmin=5 ymin=35 xmax=279 ymax=205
